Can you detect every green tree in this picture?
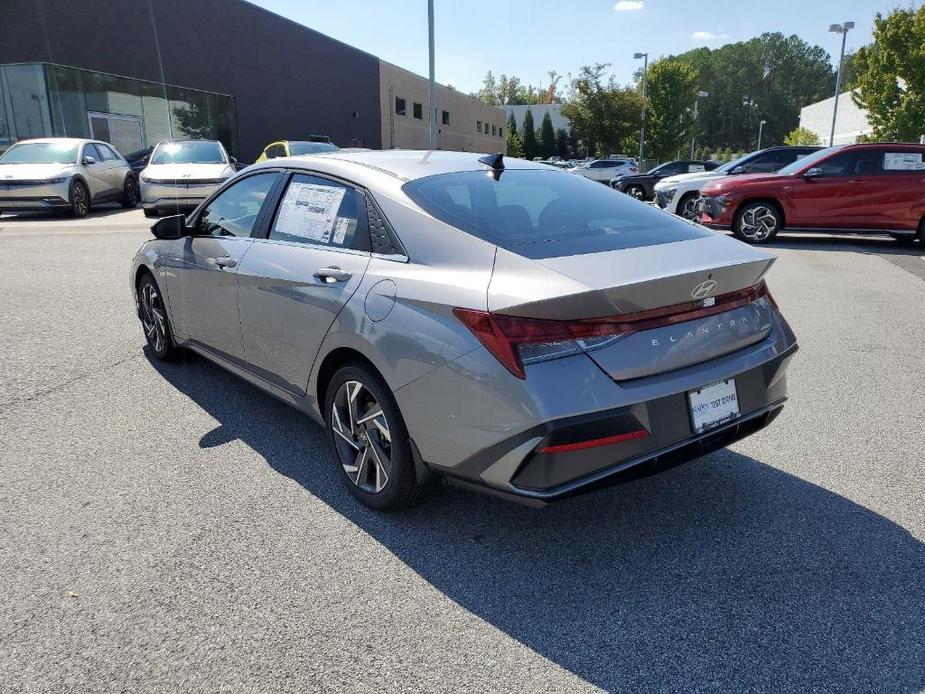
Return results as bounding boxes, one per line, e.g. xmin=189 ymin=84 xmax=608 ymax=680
xmin=853 ymin=6 xmax=925 ymax=142
xmin=506 ymin=113 xmax=524 ymax=158
xmin=561 ymin=64 xmax=644 ymax=157
xmin=783 ymin=126 xmax=821 ymax=145
xmin=555 ymin=128 xmax=570 ymax=159
xmin=539 ymin=112 xmax=557 ymax=158
xmin=642 ymin=58 xmax=699 ymax=161
xmin=522 ymin=108 xmax=539 ymax=160
xmin=477 ymin=71 xmax=499 ymax=105
xmin=671 ymin=33 xmax=835 ymax=150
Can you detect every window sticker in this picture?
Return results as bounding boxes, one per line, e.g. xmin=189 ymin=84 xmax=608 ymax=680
xmin=332 ymin=217 xmax=350 ymax=245
xmin=884 ymin=152 xmax=924 ymax=171
xmin=690 ymin=164 xmax=706 ymax=172
xmin=274 ymin=182 xmax=346 ymax=243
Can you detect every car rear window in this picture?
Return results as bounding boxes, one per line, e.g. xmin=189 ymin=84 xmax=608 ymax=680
xmin=403 ymin=169 xmax=712 ymax=259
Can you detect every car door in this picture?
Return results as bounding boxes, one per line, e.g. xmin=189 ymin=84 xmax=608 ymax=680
xmin=867 ymin=147 xmax=925 ymax=229
xmin=785 ymin=149 xmax=861 ymax=229
xmin=169 ymin=171 xmax=282 ymax=361
xmin=96 ymin=144 xmax=125 ymax=194
xmin=235 ymin=171 xmax=372 ymax=396
xmin=80 ymin=144 xmax=111 ymax=198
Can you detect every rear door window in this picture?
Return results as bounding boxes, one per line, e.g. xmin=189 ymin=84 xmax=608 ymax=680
xmin=404 ymin=169 xmax=711 ymax=259
xmin=882 ymin=150 xmax=925 ymax=174
xmin=267 ymin=173 xmax=369 ymax=251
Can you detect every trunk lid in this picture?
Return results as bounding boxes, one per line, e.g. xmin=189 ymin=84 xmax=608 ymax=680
xmin=487 ymin=234 xmax=776 ymax=380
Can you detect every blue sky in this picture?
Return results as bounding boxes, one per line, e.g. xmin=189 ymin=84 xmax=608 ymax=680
xmin=250 ymin=0 xmax=920 ymax=94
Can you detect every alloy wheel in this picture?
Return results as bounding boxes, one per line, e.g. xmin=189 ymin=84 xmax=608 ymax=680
xmin=627 ymin=185 xmax=645 ymax=200
xmin=739 ymin=205 xmax=778 ymax=241
xmin=680 ymin=194 xmax=700 ymax=220
xmin=73 ymin=184 xmax=89 ymax=216
xmin=126 ymin=178 xmax=138 ymax=205
xmin=330 ymin=380 xmax=392 ymax=494
xmin=140 ymin=282 xmax=168 ymax=353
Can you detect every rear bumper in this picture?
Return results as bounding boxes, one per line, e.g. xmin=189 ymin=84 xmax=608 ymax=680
xmin=446 ymin=344 xmax=794 ymax=503
xmin=398 ymin=311 xmax=798 ymax=505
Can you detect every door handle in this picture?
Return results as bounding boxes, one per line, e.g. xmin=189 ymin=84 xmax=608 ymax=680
xmin=313 ymin=266 xmax=352 ymax=284
xmin=210 ymin=256 xmax=237 ymax=269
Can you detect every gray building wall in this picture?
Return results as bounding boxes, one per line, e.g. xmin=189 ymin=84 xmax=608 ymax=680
xmin=501 ymin=104 xmax=570 ymax=134
xmin=1 ymin=0 xmax=383 ymax=159
xmin=380 ymin=62 xmax=507 ymax=153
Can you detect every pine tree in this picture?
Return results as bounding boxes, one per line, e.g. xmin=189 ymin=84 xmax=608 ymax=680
xmin=539 ymin=112 xmax=557 ymax=159
xmin=522 ymin=108 xmax=539 ymax=160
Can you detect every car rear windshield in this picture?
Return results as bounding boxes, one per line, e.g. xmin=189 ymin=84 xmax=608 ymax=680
xmin=288 ymin=142 xmax=338 ymax=155
xmin=403 ymin=169 xmax=712 ymax=259
xmin=0 ymin=142 xmax=79 ymax=164
xmin=151 ymin=141 xmax=225 ymax=165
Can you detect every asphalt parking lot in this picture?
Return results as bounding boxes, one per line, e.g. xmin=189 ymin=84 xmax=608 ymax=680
xmin=1 ymin=207 xmax=923 ymax=693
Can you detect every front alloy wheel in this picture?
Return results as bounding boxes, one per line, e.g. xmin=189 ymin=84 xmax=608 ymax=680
xmin=625 ymin=184 xmax=645 ymax=200
xmin=138 ymin=274 xmax=178 ymax=360
xmin=678 ymin=192 xmax=700 ymax=220
xmin=71 ymin=180 xmax=90 ymax=218
xmin=735 ymin=202 xmax=781 ymax=243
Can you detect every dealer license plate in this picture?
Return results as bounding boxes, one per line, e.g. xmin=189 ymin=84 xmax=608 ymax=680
xmin=688 ymin=378 xmax=740 ymax=433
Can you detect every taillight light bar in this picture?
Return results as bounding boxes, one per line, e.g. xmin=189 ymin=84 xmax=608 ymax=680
xmin=454 ymin=281 xmax=774 ymax=379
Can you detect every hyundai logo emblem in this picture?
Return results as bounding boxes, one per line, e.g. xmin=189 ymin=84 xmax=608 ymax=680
xmin=691 ymin=279 xmax=717 ymax=300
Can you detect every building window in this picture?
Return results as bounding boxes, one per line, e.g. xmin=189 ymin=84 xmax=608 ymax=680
xmin=484 ymin=123 xmax=489 ymax=135
xmin=477 ymin=120 xmax=482 ymax=133
xmin=491 ymin=124 xmax=496 ymax=136
xmin=413 ymin=102 xmax=422 ymax=119
xmin=499 ymin=127 xmax=504 ymax=138
xmin=441 ymin=110 xmax=449 ymax=126
xmin=395 ymin=97 xmax=406 ymax=117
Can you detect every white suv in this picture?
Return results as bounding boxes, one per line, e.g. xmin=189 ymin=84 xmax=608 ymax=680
xmin=0 ymin=138 xmax=138 ymax=217
xmin=140 ymin=140 xmax=236 ymax=217
xmin=570 ymin=158 xmax=638 ymax=183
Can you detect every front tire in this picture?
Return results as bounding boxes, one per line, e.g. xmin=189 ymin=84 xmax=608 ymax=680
xmin=70 ymin=180 xmax=90 ymax=218
xmin=137 ymin=273 xmax=179 ymax=360
xmin=121 ymin=176 xmax=139 ymax=208
xmin=677 ymin=192 xmax=701 ymax=220
xmin=733 ymin=201 xmax=782 ymax=244
xmin=324 ymin=363 xmax=424 ymax=510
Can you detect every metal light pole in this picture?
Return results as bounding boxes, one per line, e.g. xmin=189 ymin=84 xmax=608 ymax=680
xmin=634 ymin=52 xmax=648 ymax=168
xmin=690 ymin=90 xmax=708 ymax=159
xmin=428 ymin=0 xmax=437 ymax=150
xmin=828 ymin=21 xmax=855 ymax=147
xmin=757 ymin=119 xmax=767 ymax=149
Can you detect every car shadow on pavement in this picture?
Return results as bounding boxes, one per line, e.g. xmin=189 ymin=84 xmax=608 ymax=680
xmin=148 ymin=350 xmax=925 ymax=692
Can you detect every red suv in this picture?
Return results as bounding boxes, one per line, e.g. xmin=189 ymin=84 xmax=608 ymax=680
xmin=699 ymin=143 xmax=925 ymax=245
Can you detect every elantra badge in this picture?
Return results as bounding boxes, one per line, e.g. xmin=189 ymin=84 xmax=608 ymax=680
xmin=691 ymin=279 xmax=717 ymax=300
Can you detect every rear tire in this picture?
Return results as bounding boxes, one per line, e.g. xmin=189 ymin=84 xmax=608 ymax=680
xmin=121 ymin=176 xmax=139 ymax=208
xmin=733 ymin=201 xmax=782 ymax=244
xmin=918 ymin=218 xmax=925 ymax=246
xmin=137 ymin=273 xmax=180 ymax=360
xmin=70 ymin=180 xmax=90 ymax=218
xmin=677 ymin=192 xmax=701 ymax=220
xmin=889 ymin=233 xmax=916 ymax=245
xmin=324 ymin=362 xmax=426 ymax=511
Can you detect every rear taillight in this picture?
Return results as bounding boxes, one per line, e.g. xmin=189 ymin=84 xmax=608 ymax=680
xmin=452 ymin=309 xmax=625 ymax=379
xmin=454 ymin=281 xmax=775 ymax=379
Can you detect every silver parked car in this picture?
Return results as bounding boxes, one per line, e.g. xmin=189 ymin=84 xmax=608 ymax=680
xmin=130 ymin=150 xmax=797 ymax=510
xmin=140 ymin=140 xmax=236 ymax=218
xmin=0 ymin=138 xmax=138 ymax=217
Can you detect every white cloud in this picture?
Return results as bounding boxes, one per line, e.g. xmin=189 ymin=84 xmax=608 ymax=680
xmin=691 ymin=30 xmax=729 ymax=41
xmin=614 ymin=1 xmax=645 ymax=11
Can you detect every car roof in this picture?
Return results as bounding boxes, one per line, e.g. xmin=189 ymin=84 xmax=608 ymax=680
xmin=15 ymin=137 xmax=97 ymax=146
xmin=252 ymin=150 xmax=552 ymax=182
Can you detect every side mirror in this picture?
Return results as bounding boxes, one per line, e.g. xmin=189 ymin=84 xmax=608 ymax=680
xmin=150 ymin=214 xmax=189 ymax=240
xmin=82 ymin=155 xmax=96 ymax=165
xmin=803 ymin=167 xmax=824 ymax=179
xmin=730 ymin=165 xmax=746 ymax=174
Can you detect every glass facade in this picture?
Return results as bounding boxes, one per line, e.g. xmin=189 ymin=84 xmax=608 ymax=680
xmin=0 ymin=63 xmax=238 ymax=157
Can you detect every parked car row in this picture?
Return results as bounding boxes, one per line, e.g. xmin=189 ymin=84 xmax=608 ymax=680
xmin=609 ymin=159 xmax=720 ymax=200
xmin=569 ymin=157 xmax=638 ymax=182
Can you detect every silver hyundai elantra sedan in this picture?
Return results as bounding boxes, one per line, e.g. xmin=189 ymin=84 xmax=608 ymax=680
xmin=130 ymin=150 xmax=797 ymax=510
